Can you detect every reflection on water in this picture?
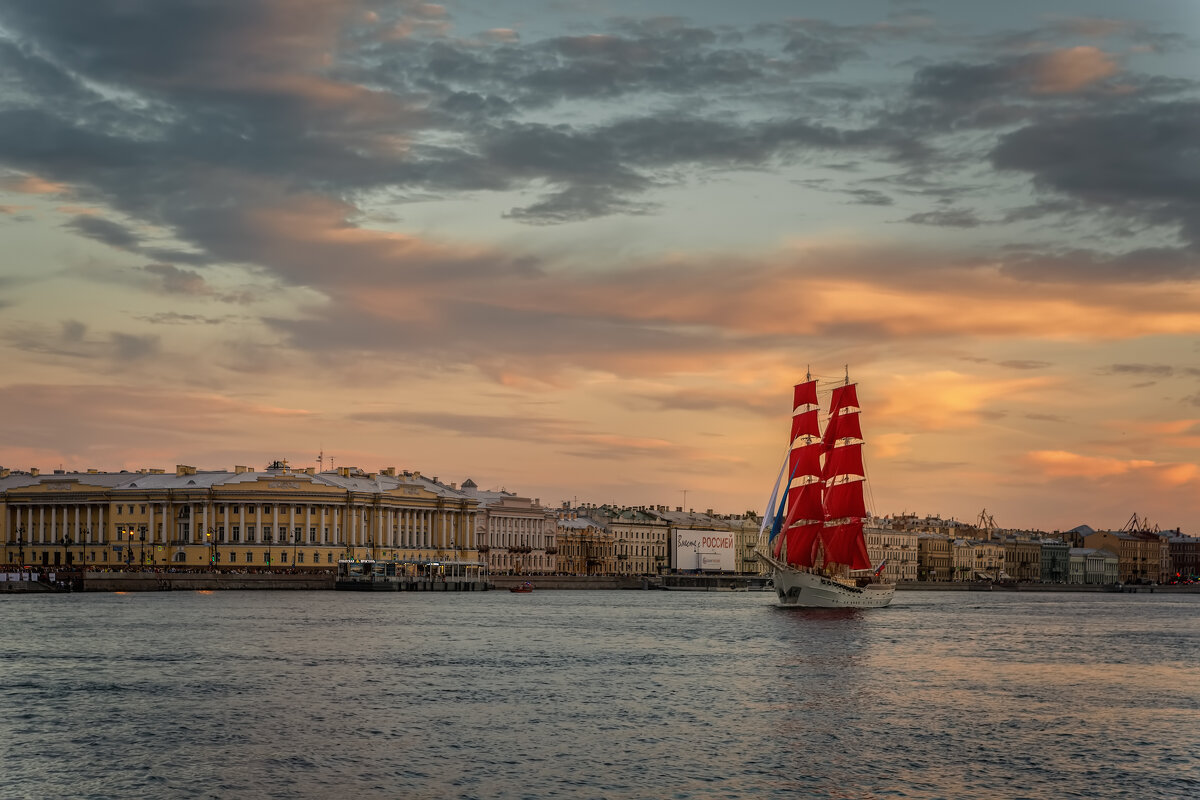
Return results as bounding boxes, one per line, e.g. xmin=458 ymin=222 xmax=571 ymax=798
xmin=1 ymin=590 xmax=1198 ymax=799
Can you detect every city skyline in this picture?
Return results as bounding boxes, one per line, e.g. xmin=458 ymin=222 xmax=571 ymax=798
xmin=1 ymin=1 xmax=1198 ymax=532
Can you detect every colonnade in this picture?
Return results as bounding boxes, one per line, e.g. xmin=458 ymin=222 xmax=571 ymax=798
xmin=3 ymin=500 xmax=478 ymax=552
xmin=488 ymin=514 xmax=553 ymax=550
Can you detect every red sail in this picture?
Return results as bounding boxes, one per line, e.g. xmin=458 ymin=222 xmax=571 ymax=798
xmin=829 ymin=383 xmax=859 ymax=416
xmin=824 ymin=478 xmax=867 ymax=519
xmin=790 ymin=409 xmax=819 ymax=444
xmin=783 ymin=522 xmax=822 ymax=568
xmin=789 ymin=442 xmax=822 ymax=482
xmin=822 ymin=520 xmax=871 ymax=570
xmin=822 ymin=442 xmax=864 ymax=481
xmin=793 ymin=380 xmax=818 ymax=411
xmin=781 ymin=480 xmax=824 ymax=531
xmin=822 ymin=410 xmax=862 ymax=449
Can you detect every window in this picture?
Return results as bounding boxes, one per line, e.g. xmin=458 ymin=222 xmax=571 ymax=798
xmin=295 ymin=506 xmax=302 ymax=514
xmin=247 ymin=525 xmax=255 ymax=539
xmin=218 ymin=526 xmax=225 ymax=543
xmin=327 ymin=553 xmax=333 ymax=564
xmin=297 ymin=551 xmax=305 ymax=563
xmin=280 ymin=552 xmax=288 ymax=563
xmin=246 ymin=552 xmax=253 ymax=563
xmin=294 ymin=526 xmax=302 ymax=541
xmin=232 ymin=526 xmax=240 ymax=542
xmin=231 ymin=505 xmax=239 ymax=514
xmin=309 ymin=527 xmax=316 ymax=542
xmin=323 ymin=527 xmax=329 ymax=543
xmin=140 ymin=505 xmax=146 ymax=514
xmin=229 ymin=552 xmax=236 ymax=563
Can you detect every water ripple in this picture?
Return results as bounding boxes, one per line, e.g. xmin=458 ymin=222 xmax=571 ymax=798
xmin=1 ymin=590 xmax=1197 ymax=798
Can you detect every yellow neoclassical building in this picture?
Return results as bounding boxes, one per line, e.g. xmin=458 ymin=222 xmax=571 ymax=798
xmin=1 ymin=464 xmax=481 ymax=571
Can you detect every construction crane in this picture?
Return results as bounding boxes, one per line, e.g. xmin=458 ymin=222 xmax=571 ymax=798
xmin=976 ymin=509 xmax=997 ymax=540
xmin=1121 ymin=513 xmax=1160 ymax=533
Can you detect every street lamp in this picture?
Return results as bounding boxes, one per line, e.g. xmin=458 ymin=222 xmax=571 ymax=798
xmin=206 ymin=528 xmax=217 ymax=571
xmin=15 ymin=526 xmax=25 ymax=566
xmin=292 ymin=530 xmax=299 ymax=571
xmin=265 ymin=532 xmax=273 ymax=570
xmin=139 ymin=531 xmax=146 ymax=569
xmin=79 ymin=527 xmax=90 ymax=569
xmin=60 ymin=535 xmax=72 ymax=569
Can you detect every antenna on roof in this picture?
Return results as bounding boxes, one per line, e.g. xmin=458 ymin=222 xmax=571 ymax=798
xmin=318 ymin=447 xmax=324 ymax=471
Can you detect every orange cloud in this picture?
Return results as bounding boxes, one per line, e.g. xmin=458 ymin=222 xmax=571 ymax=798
xmin=1026 ymin=450 xmax=1156 ymax=478
xmin=1028 ymin=46 xmax=1118 ymax=93
xmin=874 ymin=371 xmax=1053 ymax=431
xmin=1 ymin=174 xmax=70 ymax=195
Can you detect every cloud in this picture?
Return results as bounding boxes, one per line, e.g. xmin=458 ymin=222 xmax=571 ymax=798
xmin=992 ymin=101 xmax=1200 ymax=248
xmin=1026 ymin=47 xmax=1119 ymax=94
xmin=998 ymin=360 xmax=1050 ymax=370
xmin=348 ymin=408 xmax=729 ymax=464
xmin=1025 ymin=449 xmax=1200 ymax=487
xmin=0 ymin=172 xmax=69 ymax=195
xmin=0 ymin=383 xmax=314 ymax=464
xmin=1102 ymin=364 xmax=1174 ymax=378
xmin=874 ymin=371 xmax=1054 ymax=431
xmin=903 ymin=208 xmax=983 ymax=228
xmin=110 ymin=332 xmax=159 ymax=361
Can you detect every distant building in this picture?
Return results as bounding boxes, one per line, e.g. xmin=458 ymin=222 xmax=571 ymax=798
xmin=863 ymin=521 xmax=918 ymax=582
xmin=556 ymin=514 xmax=614 ymax=575
xmin=1083 ymin=530 xmax=1169 ymax=584
xmin=1002 ymin=538 xmax=1042 ymax=582
xmin=1 ymin=464 xmax=478 ymax=570
xmin=1039 ymin=539 xmax=1070 ymax=584
xmin=1069 ymin=547 xmax=1119 ymax=585
xmin=916 ymin=534 xmax=953 ymax=581
xmin=461 ymin=480 xmax=556 ymax=575
xmin=1164 ymin=530 xmax=1200 ymax=582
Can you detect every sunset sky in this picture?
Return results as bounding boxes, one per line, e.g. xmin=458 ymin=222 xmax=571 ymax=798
xmin=1 ymin=1 xmax=1198 ymax=532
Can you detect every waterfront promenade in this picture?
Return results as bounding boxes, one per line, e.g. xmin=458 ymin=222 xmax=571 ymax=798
xmin=4 ymin=568 xmax=1197 ymax=593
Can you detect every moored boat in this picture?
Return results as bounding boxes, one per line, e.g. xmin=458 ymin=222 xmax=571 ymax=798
xmin=757 ymin=370 xmax=895 ymax=609
xmin=510 ymin=581 xmax=534 ymax=593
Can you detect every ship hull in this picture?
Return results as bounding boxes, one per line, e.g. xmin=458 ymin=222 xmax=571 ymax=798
xmin=772 ymin=564 xmax=894 ymax=608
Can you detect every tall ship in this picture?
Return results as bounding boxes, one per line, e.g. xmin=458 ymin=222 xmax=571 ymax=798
xmin=757 ymin=371 xmax=895 ymax=608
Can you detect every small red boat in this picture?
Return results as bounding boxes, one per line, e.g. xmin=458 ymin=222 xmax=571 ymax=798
xmin=510 ymin=581 xmax=533 ymax=593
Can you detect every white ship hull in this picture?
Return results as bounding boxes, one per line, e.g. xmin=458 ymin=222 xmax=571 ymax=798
xmin=770 ymin=559 xmax=894 ymax=608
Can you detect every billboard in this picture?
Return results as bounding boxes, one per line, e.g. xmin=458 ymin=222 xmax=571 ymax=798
xmin=671 ymin=529 xmax=736 ymax=572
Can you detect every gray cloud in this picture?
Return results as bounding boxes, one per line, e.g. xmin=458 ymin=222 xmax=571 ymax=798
xmin=998 ymin=360 xmax=1050 ymax=370
xmin=1102 ymin=364 xmax=1175 ymax=378
xmin=111 ymin=332 xmax=159 ymax=361
xmin=992 ymin=102 xmax=1200 ymax=248
xmin=65 ymin=215 xmax=141 ymax=250
xmin=903 ymin=208 xmax=983 ymax=228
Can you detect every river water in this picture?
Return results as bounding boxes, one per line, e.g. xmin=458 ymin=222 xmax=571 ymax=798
xmin=2 ymin=589 xmax=1198 ymax=799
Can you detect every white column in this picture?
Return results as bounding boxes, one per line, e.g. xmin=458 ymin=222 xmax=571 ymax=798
xmin=305 ymin=505 xmax=311 ymax=543
xmin=98 ymin=505 xmax=105 ymax=544
xmin=147 ymin=504 xmax=154 ymax=545
xmin=201 ymin=502 xmax=208 ymax=544
xmin=223 ymin=504 xmax=230 ymax=543
xmin=255 ymin=505 xmax=263 ymax=543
